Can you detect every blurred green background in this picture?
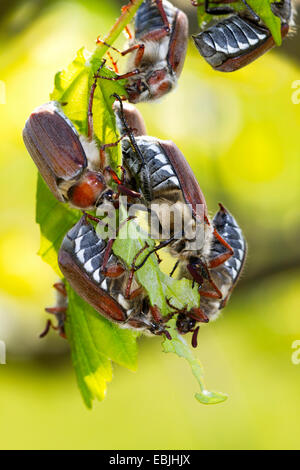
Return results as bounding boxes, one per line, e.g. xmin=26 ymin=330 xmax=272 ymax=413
xmin=0 ymin=0 xmax=300 ymax=450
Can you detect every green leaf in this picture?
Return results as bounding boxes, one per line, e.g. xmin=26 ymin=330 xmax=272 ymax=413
xmin=162 ymin=320 xmax=228 ymax=405
xmin=65 ymin=285 xmax=138 ymax=409
xmin=197 ymin=0 xmax=282 ymax=45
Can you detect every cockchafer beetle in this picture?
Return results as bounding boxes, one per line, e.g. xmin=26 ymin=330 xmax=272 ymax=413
xmin=159 ymin=203 xmax=246 ymax=347
xmin=96 ymin=0 xmax=189 ymax=103
xmin=174 ymin=203 xmax=246 ymax=346
xmin=113 ymin=95 xmax=236 ymax=308
xmin=192 ymin=0 xmax=294 ymax=72
xmin=23 ymin=65 xmax=141 ymax=211
xmin=58 ymin=215 xmax=172 ymax=338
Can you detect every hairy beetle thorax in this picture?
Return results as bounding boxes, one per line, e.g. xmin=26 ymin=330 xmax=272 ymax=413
xmin=122 ymin=135 xmax=183 ymax=205
xmin=171 ymin=221 xmax=214 ymax=261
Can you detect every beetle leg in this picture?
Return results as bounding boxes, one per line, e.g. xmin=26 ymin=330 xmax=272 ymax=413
xmin=150 ymin=304 xmax=163 ymax=323
xmin=104 ymin=166 xmax=141 ymax=199
xmin=203 ymin=0 xmax=259 ymax=21
xmin=41 ymin=305 xmax=67 ymax=339
xmin=200 ymin=270 xmax=223 ymax=299
xmin=209 ymin=226 xmax=234 ymax=269
xmin=53 ymin=281 xmax=67 ymax=297
xmin=100 ymin=135 xmax=128 ymax=152
xmin=204 ymin=0 xmax=235 ymax=15
xmin=94 ymin=66 xmax=140 ymax=82
xmin=107 ymin=51 xmax=119 ymax=74
xmin=191 ymin=326 xmax=200 ymax=348
xmin=134 ymin=236 xmax=175 ymax=271
xmin=97 ymin=38 xmax=146 ymax=68
xmin=187 ymin=261 xmax=223 ymax=299
xmin=39 ymin=319 xmax=53 ymax=338
xmin=169 ymin=260 xmax=179 ymax=278
xmin=112 ymin=93 xmax=146 ymax=167
xmin=40 ymin=318 xmax=66 ymax=339
xmin=198 ymin=288 xmax=222 ymax=299
xmin=240 ymin=0 xmax=260 ymax=21
xmin=191 ymin=0 xmax=235 ymax=6
xmin=99 ymin=69 xmax=140 ymax=81
xmin=188 ymin=307 xmax=209 ymax=323
xmin=149 ymin=305 xmax=172 ymax=340
xmin=118 ymin=165 xmax=127 ymax=184
xmin=155 ymin=251 xmax=162 ymax=265
xmin=45 ymin=307 xmax=67 ymax=315
xmin=120 ymin=44 xmax=145 ymax=63
xmin=125 ymin=243 xmax=149 ymax=299
xmin=124 ymin=25 xmax=133 ymax=40
xmin=166 ymin=297 xmax=179 ymax=311
xmin=154 ymin=0 xmax=170 ymax=32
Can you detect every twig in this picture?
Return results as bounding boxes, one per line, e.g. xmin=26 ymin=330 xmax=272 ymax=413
xmin=92 ymin=0 xmax=144 ymax=61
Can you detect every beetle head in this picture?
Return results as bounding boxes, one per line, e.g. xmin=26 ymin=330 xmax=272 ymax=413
xmin=67 ymin=170 xmax=106 ymax=209
xmin=176 ymin=313 xmax=196 ymax=335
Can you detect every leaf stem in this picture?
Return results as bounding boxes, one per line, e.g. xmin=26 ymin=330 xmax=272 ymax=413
xmin=92 ymin=0 xmax=144 ymax=61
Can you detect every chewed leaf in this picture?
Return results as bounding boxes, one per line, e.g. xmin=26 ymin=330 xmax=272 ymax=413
xmin=162 ymin=320 xmax=228 ymax=405
xmin=65 ymin=285 xmax=138 ymax=408
xmin=197 ymin=0 xmax=282 ymax=45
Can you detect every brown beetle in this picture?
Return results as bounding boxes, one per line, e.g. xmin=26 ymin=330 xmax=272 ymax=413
xmin=193 ymin=0 xmax=294 ymax=72
xmin=97 ymin=0 xmax=189 ymax=102
xmin=174 ymin=203 xmax=247 ymax=346
xmin=58 ymin=215 xmax=171 ymax=338
xmin=114 ymin=96 xmax=232 ymax=292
